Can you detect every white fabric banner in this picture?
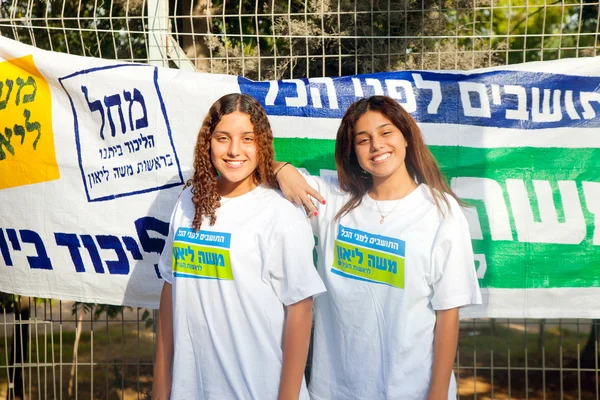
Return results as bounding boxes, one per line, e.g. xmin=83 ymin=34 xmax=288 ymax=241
xmin=0 ymin=37 xmax=599 ymax=317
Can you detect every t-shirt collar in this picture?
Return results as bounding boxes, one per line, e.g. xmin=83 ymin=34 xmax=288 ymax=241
xmin=361 ymin=183 xmax=427 ymax=214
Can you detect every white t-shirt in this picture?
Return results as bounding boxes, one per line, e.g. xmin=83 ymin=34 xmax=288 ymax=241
xmin=158 ymin=184 xmax=326 ymax=400
xmin=306 ymin=175 xmax=482 ymax=400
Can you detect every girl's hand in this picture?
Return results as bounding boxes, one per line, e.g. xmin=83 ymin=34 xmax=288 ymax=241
xmin=275 ymin=163 xmax=326 ymax=217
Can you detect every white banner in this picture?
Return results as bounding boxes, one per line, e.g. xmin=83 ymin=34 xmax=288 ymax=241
xmin=1 ymin=36 xmax=599 ymax=317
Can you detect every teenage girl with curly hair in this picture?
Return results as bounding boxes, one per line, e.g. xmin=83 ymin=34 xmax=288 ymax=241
xmin=275 ymin=95 xmax=481 ymax=400
xmin=153 ymin=93 xmax=325 ymax=400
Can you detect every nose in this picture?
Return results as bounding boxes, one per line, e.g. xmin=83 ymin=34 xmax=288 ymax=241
xmin=370 ymin=135 xmax=383 ymax=152
xmin=227 ymin=138 xmax=241 ymax=157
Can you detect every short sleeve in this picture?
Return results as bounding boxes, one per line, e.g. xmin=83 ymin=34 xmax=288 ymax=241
xmin=429 ymin=201 xmax=482 ymax=310
xmin=157 ymin=198 xmax=180 ymax=284
xmin=264 ymin=218 xmax=327 ymax=306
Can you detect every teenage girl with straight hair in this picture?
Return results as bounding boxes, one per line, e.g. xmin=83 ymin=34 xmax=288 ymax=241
xmin=275 ymin=95 xmax=481 ymax=400
xmin=152 ymin=93 xmax=325 ymax=400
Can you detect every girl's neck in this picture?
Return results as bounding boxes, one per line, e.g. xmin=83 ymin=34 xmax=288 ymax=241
xmin=369 ymin=173 xmax=417 ymax=201
xmin=217 ymin=176 xmax=258 ymax=198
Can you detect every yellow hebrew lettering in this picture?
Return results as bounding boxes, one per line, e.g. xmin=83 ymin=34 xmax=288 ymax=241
xmin=0 ymin=55 xmax=59 ymax=189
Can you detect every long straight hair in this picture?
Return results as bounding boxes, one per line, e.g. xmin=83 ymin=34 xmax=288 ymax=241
xmin=334 ymin=95 xmax=462 ymax=220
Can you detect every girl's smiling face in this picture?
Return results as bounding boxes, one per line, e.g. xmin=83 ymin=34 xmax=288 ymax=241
xmin=210 ymin=111 xmax=258 ymax=196
xmin=353 ymin=110 xmax=409 ymax=185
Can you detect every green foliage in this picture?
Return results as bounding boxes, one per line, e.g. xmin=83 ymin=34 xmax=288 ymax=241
xmin=1 ymin=0 xmax=597 ymax=77
xmin=71 ymin=302 xmax=128 ymax=320
xmin=70 ymin=302 xmax=154 ymax=329
xmin=0 ymin=293 xmax=51 ymax=311
xmin=205 ymin=0 xmax=504 ymax=78
xmin=0 ymin=292 xmax=19 ymax=310
xmin=459 ymin=0 xmax=599 ymax=64
xmin=141 ymin=309 xmax=154 ymax=329
xmin=0 ymin=0 xmax=146 ymax=60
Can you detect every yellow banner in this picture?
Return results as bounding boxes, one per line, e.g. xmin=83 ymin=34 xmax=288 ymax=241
xmin=0 ymin=55 xmax=59 ymax=189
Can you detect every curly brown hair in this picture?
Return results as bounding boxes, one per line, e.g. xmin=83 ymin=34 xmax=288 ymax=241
xmin=189 ymin=93 xmax=277 ymax=231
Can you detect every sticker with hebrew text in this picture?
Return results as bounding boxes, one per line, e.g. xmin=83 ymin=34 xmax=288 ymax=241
xmin=172 ymin=228 xmax=233 ymax=280
xmin=332 ymin=224 xmax=405 ymax=289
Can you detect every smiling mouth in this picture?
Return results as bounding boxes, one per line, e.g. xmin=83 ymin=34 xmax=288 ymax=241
xmin=371 ymin=152 xmax=391 ymax=163
xmin=224 ymin=160 xmax=246 ymax=168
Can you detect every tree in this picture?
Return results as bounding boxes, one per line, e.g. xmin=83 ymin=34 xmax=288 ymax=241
xmin=67 ymin=303 xmax=138 ymax=398
xmin=168 ymin=0 xmax=505 ymax=80
xmin=460 ymin=0 xmax=599 ymax=64
xmin=0 ymin=0 xmax=146 ymax=60
xmin=3 ymin=0 xmax=597 ymax=78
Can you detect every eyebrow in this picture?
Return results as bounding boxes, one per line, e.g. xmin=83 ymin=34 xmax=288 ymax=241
xmin=212 ymin=130 xmax=255 ymax=135
xmin=355 ymin=123 xmax=393 ymax=136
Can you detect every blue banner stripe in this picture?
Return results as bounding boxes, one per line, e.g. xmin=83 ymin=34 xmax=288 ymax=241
xmin=336 ymin=225 xmax=405 ymax=257
xmin=239 ymin=69 xmax=600 ymax=129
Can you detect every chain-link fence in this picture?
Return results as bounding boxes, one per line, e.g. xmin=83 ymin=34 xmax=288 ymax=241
xmin=1 ymin=0 xmax=599 ymax=399
xmin=1 ymin=297 xmax=598 ymax=399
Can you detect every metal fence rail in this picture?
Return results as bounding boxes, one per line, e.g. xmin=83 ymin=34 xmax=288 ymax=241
xmin=0 ymin=0 xmax=599 ymax=399
xmin=1 ymin=297 xmax=156 ymax=399
xmin=1 ymin=298 xmax=598 ymax=399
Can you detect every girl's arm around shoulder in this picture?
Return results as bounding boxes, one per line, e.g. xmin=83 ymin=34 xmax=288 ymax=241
xmin=274 ymin=161 xmax=340 ymax=217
